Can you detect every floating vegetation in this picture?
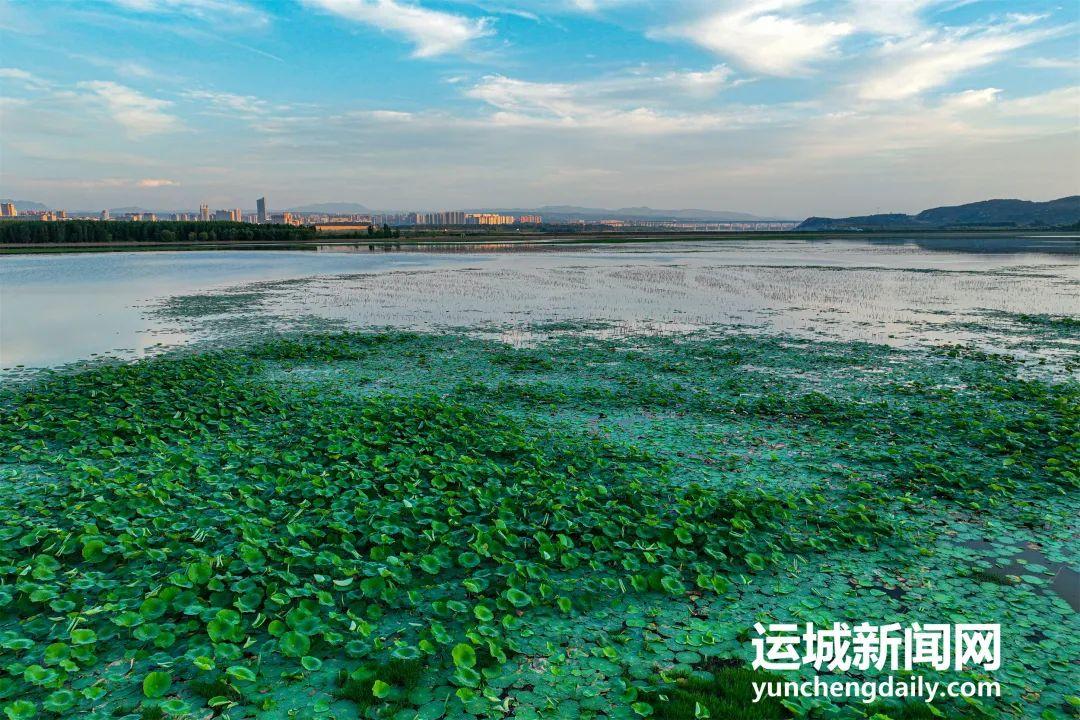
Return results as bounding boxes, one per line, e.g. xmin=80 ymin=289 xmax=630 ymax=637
xmin=0 ymin=326 xmax=1076 ymax=719
xmin=638 ymin=658 xmax=790 ymax=719
xmin=152 ymin=291 xmax=271 ymax=320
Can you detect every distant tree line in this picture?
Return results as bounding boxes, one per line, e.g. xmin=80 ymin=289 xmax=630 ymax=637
xmin=0 ymin=221 xmax=318 ymax=245
xmin=365 ymin=224 xmax=399 ymax=238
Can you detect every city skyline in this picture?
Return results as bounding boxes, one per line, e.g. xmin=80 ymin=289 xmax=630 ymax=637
xmin=1 ymin=0 xmax=1077 ymax=217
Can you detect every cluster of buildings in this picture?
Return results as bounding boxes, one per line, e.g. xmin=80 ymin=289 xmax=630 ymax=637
xmin=0 ymin=196 xmax=300 ymax=226
xmin=183 ymin=199 xmax=300 ymax=225
xmin=1 ymin=195 xmax=543 ymax=228
xmin=368 ymin=212 xmax=542 ymax=226
xmin=1 ymin=197 xmax=795 ymax=231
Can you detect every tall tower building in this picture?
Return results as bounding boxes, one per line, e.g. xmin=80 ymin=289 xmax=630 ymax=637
xmin=257 ymin=197 xmax=267 ymax=224
xmin=1 ymin=202 xmax=16 ymax=217
xmin=199 ymin=204 xmax=210 ymax=221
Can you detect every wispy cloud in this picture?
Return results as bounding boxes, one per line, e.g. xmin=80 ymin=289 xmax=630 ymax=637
xmin=77 ymin=81 xmax=181 ymax=137
xmin=0 ymin=67 xmax=51 ymax=91
xmin=137 ymin=178 xmax=180 ymax=187
xmin=182 ymin=89 xmax=271 ymax=116
xmin=102 ymin=0 xmax=269 ymax=27
xmin=846 ymin=0 xmax=942 ymax=36
xmin=1023 ymin=56 xmax=1079 ymax=70
xmin=302 ymin=0 xmax=493 ymax=57
xmin=13 ymin=176 xmax=178 ymax=190
xmin=858 ymin=17 xmax=1062 ymax=100
xmin=465 ymin=69 xmax=783 ymax=133
xmin=659 ymin=1 xmax=854 ymax=76
xmin=998 ymin=85 xmax=1080 ymax=119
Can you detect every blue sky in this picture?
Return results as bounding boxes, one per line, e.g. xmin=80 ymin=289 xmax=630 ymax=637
xmin=0 ymin=0 xmax=1077 ymax=217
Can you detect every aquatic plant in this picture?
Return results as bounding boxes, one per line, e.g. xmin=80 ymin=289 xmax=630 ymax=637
xmin=0 ymin=327 xmax=1075 ymax=718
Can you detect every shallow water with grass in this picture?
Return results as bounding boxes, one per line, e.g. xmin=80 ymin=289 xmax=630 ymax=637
xmin=2 ymin=235 xmax=1078 ymax=373
xmin=1 ymin=321 xmax=1077 ymax=720
xmin=1 ymin=236 xmax=1078 ymax=719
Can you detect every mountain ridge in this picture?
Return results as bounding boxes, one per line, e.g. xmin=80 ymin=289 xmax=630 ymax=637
xmin=286 ymin=202 xmax=372 ymax=214
xmin=798 ymin=196 xmax=1080 ymax=230
xmin=0 ymin=199 xmax=49 ymax=212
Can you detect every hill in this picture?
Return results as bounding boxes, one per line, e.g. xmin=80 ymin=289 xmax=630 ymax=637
xmin=287 ymin=202 xmax=372 ymax=214
xmin=0 ymin=199 xmax=49 ymax=212
xmin=797 ymin=196 xmax=1080 ymax=231
xmin=473 ymin=205 xmax=771 ymax=222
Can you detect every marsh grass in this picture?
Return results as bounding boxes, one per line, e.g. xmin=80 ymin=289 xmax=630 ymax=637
xmin=641 ymin=659 xmax=791 ymax=719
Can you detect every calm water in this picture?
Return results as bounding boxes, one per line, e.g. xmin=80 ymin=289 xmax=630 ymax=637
xmin=2 ymin=236 xmax=1078 ymax=371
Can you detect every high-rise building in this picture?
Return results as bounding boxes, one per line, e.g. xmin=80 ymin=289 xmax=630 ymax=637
xmin=466 ymin=213 xmax=515 ymax=225
xmin=100 ymin=209 xmax=110 ymax=221
xmin=199 ymin=204 xmax=210 ymax=221
xmin=257 ymin=197 xmax=267 ymax=224
xmin=428 ymin=211 xmax=467 ymax=225
xmin=1 ymin=202 xmax=16 ymax=217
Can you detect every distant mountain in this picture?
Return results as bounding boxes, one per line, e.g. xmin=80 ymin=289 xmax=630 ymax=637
xmin=108 ymin=206 xmax=156 ymax=215
xmin=613 ymin=206 xmax=768 ymax=221
xmin=288 ymin=202 xmax=371 ymax=214
xmin=798 ymin=196 xmax=1080 ymax=231
xmin=0 ymin=199 xmax=48 ymax=212
xmin=477 ymin=205 xmax=773 ymax=222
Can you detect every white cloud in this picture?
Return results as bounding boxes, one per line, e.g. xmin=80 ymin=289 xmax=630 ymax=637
xmin=114 ymin=61 xmax=157 ymax=79
xmin=302 ymin=0 xmax=492 ymax=57
xmin=566 ymin=0 xmax=629 ymax=11
xmin=465 ymin=71 xmax=781 ymax=133
xmin=77 ymin=81 xmax=180 ymax=137
xmin=13 ymin=177 xmax=179 ymax=190
xmin=352 ymin=109 xmax=415 ymax=121
xmin=0 ymin=67 xmax=50 ymax=90
xmin=750 ymin=82 xmax=1077 ymax=177
xmin=1023 ymin=57 xmax=1079 ymax=70
xmin=999 ymin=86 xmax=1080 ymax=118
xmin=103 ymin=0 xmax=268 ymax=26
xmin=932 ymin=84 xmax=1079 ymax=123
xmin=466 ymin=64 xmax=733 ymax=110
xmin=667 ymin=65 xmax=735 ymax=93
xmin=137 ymin=178 xmax=180 ymax=187
xmin=939 ymin=86 xmax=1002 ymax=111
xmin=859 ymin=21 xmax=1060 ymax=100
xmin=467 ymin=76 xmax=579 ymax=120
xmin=846 ymin=0 xmax=941 ymax=36
xmin=183 ymin=89 xmax=270 ymax=116
xmin=661 ymin=1 xmax=854 ymax=76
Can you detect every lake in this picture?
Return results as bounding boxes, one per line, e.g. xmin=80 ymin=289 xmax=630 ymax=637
xmin=1 ymin=234 xmax=1077 ymax=372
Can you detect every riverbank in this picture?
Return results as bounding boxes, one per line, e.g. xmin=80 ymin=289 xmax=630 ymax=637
xmin=1 ymin=325 xmax=1076 ymax=719
xmin=3 ymin=230 xmax=1077 ymax=255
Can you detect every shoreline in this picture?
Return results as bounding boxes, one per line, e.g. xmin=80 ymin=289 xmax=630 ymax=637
xmin=3 ymin=229 xmax=1078 ymax=255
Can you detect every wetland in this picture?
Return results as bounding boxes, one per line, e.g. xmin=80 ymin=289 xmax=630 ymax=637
xmin=0 ymin=235 xmax=1077 ymax=720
